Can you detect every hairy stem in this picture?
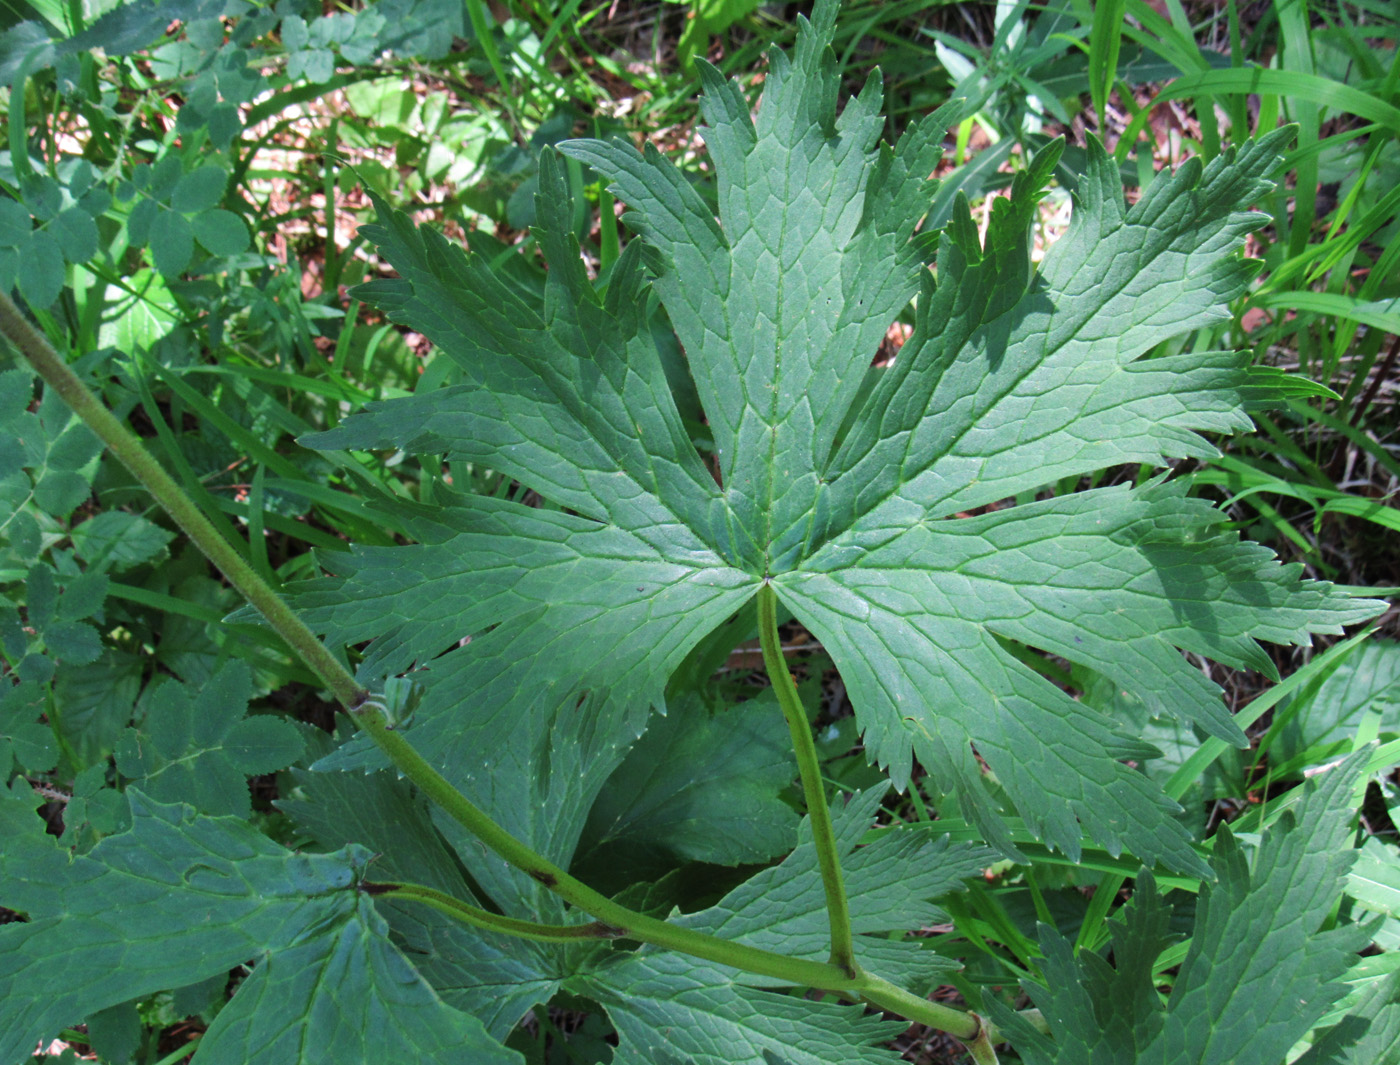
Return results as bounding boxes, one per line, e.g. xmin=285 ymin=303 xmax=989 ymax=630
xmin=757 ymin=582 xmax=856 ymax=976
xmin=364 ymin=881 xmax=627 ymax=943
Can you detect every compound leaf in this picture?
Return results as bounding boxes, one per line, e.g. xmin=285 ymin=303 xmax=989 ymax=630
xmin=113 ymin=660 xmax=303 ymax=817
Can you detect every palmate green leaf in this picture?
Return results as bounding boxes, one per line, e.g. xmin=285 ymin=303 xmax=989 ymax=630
xmin=989 ymin=753 xmax=1375 ymax=1064
xmin=303 ymin=0 xmax=1381 ymax=876
xmin=566 ymin=791 xmax=992 ymax=1063
xmin=0 ymin=788 xmax=518 ymax=1065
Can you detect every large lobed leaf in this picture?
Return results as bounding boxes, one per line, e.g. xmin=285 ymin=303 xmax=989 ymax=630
xmin=304 ymin=0 xmax=1381 ymax=875
xmin=0 ymin=786 xmax=516 ymax=1065
xmin=281 ymin=752 xmax=989 ymax=1059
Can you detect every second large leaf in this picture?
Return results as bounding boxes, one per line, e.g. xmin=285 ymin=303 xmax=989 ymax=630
xmin=306 ymin=0 xmax=1381 ymax=875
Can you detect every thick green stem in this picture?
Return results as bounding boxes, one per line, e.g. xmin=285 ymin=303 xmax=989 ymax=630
xmin=0 ymin=291 xmax=362 ymax=709
xmin=350 ymin=699 xmax=861 ymax=987
xmin=756 ymin=582 xmax=856 ymax=976
xmin=967 ymin=1024 xmax=1001 ymax=1065
xmin=858 ymin=973 xmax=982 ymax=1043
xmin=365 ymin=881 xmax=626 ymax=943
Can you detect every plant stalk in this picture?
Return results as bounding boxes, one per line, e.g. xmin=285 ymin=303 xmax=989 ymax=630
xmin=364 ymin=881 xmax=627 ymax=943
xmin=1 ymin=293 xmax=1009 ymax=1048
xmin=757 ymin=582 xmax=856 ymax=976
xmin=350 ymin=698 xmax=863 ymax=989
xmin=858 ymin=972 xmax=984 ymax=1043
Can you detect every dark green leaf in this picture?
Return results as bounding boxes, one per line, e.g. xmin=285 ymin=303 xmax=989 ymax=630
xmin=171 ymin=166 xmax=228 ymax=213
xmin=42 ymin=620 xmax=101 ymax=663
xmin=0 ymin=680 xmax=56 ymax=776
xmin=279 ymin=766 xmax=588 ymax=1039
xmin=32 ymin=468 xmax=89 ymax=514
xmin=17 ymin=228 xmax=64 ymax=305
xmin=1294 ymin=974 xmax=1400 ymax=1065
xmin=50 ymin=206 xmax=98 ymax=262
xmin=70 ymin=511 xmax=175 ymax=572
xmin=288 ymin=47 xmax=335 ymax=83
xmin=64 ymin=0 xmax=226 ymax=56
xmin=20 ymin=175 xmax=61 ymax=220
xmin=0 ymin=789 xmax=518 ymax=1064
xmin=150 ymin=207 xmax=194 ymax=276
xmin=3 ymin=510 xmax=40 ymax=558
xmin=57 ymin=572 xmax=109 ymax=620
xmin=1278 ymin=640 xmax=1400 ymax=764
xmin=576 ymin=693 xmax=798 ymax=885
xmin=127 ymin=197 xmax=158 ymax=246
xmin=52 ymin=650 xmax=144 ymax=766
xmin=0 ymin=199 xmax=31 ymax=245
xmin=308 ymin=0 xmax=1380 ymax=875
xmin=992 ymin=753 xmax=1374 ymax=1064
xmin=281 ymin=14 xmax=310 ymax=50
xmin=46 ymin=423 xmax=102 ymax=470
xmin=84 ymin=1001 xmax=141 ymax=1065
xmin=571 ymin=792 xmax=991 ymax=1061
xmin=191 ymin=208 xmax=250 ymax=255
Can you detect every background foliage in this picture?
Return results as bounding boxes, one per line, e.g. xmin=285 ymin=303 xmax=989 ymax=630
xmin=0 ymin=0 xmax=1397 ymax=1062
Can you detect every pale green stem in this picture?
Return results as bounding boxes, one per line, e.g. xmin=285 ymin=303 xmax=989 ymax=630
xmin=365 ymin=881 xmax=627 ymax=943
xmin=2 ymin=292 xmax=1020 ymax=1050
xmin=350 ymin=699 xmax=863 ymax=989
xmin=858 ymin=972 xmax=984 ymax=1043
xmin=757 ymin=582 xmax=856 ymax=976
